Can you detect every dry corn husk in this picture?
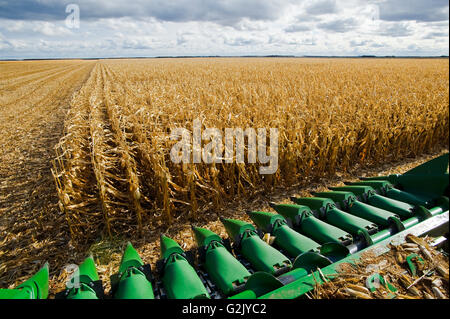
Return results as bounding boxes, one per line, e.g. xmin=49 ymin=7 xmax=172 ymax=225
xmin=343 ymin=288 xmax=372 ymax=299
xmin=312 ymin=235 xmax=449 ymax=299
xmin=419 ymin=245 xmax=433 ymax=261
xmin=432 ymin=287 xmax=446 ymax=299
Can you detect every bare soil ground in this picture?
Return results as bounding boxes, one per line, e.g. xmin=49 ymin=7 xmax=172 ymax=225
xmin=0 ymin=60 xmax=95 ymax=288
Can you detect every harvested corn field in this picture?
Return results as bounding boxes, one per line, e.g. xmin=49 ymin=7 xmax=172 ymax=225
xmin=52 ymin=58 xmax=449 ymax=245
xmin=0 ymin=60 xmax=95 ymax=287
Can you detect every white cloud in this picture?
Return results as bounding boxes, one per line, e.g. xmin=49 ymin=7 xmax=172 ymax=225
xmin=32 ymin=21 xmax=72 ymax=36
xmin=0 ymin=0 xmax=448 ymax=58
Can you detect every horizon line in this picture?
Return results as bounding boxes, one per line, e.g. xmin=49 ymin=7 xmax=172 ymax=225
xmin=1 ymin=54 xmax=449 ymax=61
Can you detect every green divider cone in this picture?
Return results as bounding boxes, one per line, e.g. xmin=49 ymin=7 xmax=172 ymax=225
xmin=346 ymin=180 xmax=432 ymax=206
xmin=312 ymin=191 xmax=355 ymax=206
xmin=268 ymin=202 xmax=312 ymax=223
xmin=192 ymin=226 xmax=223 ymax=247
xmin=329 ymin=185 xmax=376 ymax=201
xmin=291 ymin=197 xmax=377 ymax=238
xmin=220 ymin=218 xmax=291 ymax=275
xmin=271 ymin=203 xmax=353 ymax=245
xmin=329 ymin=186 xmax=415 ymax=218
xmin=314 ymin=191 xmax=403 ymax=228
xmin=246 ymin=211 xmax=285 ymax=232
xmin=119 ymin=242 xmax=145 ymax=273
xmin=247 ymin=210 xmax=351 ymax=283
xmin=290 ymin=196 xmax=336 ymax=212
xmin=366 ymin=195 xmax=415 ymax=218
xmin=160 ymin=235 xmax=209 ymax=299
xmin=66 ymin=256 xmax=100 ymax=299
xmin=247 ymin=211 xmax=321 ymax=257
xmin=160 ymin=234 xmax=186 ymax=260
xmin=192 ymin=226 xmax=250 ymax=295
xmin=385 ymin=188 xmax=433 ymax=206
xmin=113 ymin=242 xmax=154 ymax=299
xmin=345 ymin=180 xmax=393 ymax=192
xmin=18 ymin=262 xmax=49 ymax=299
xmin=76 ymin=256 xmax=99 ymax=284
xmin=0 ymin=263 xmax=50 ymax=299
xmin=349 ymin=201 xmax=403 ymax=228
xmin=220 ymin=218 xmax=255 ymax=243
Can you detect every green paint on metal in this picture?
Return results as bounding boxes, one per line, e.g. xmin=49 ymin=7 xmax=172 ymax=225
xmin=271 ymin=203 xmax=352 ymax=244
xmin=326 ymin=206 xmax=377 ymax=236
xmin=220 ymin=218 xmax=255 ymax=243
xmin=397 ymin=174 xmax=449 ymax=199
xmin=291 ymin=196 xmax=335 ymax=212
xmin=406 ymin=253 xmax=424 ymax=277
xmin=427 ymin=197 xmax=449 ymax=216
xmin=360 ymin=175 xmax=399 ymax=185
xmin=160 ymin=234 xmax=185 ymax=260
xmin=74 ymin=256 xmax=99 ymax=284
xmin=349 ymin=201 xmax=401 ymax=228
xmin=401 ymin=217 xmax=421 ymax=229
xmin=292 ymin=252 xmax=332 ymax=273
xmin=240 ymin=233 xmax=292 ymax=275
xmin=229 ymin=272 xmax=284 ymax=299
xmin=369 ymin=229 xmax=391 ymax=244
xmin=113 ymin=242 xmax=154 ymax=299
xmin=292 ymin=196 xmax=378 ymax=239
xmin=66 ymin=284 xmax=98 ymax=299
xmin=118 ymin=242 xmax=145 ymax=273
xmin=192 ymin=226 xmax=223 ymax=247
xmin=114 ymin=267 xmax=154 ymax=299
xmin=268 ymin=202 xmax=311 ymax=224
xmin=404 ymin=153 xmax=449 ymax=176
xmin=247 ymin=211 xmax=321 ymax=257
xmin=315 ymin=190 xmax=403 ymax=228
xmin=347 ymin=180 xmax=435 ymax=207
xmin=66 ymin=256 xmax=101 ymax=299
xmin=346 ymin=180 xmax=393 ymax=192
xmin=0 ymin=263 xmax=49 ymax=299
xmin=329 ymin=185 xmax=376 ymax=198
xmin=385 ymin=188 xmax=432 ymax=206
xmin=312 ymin=191 xmax=355 ymax=204
xmin=228 ymin=289 xmax=257 ymax=299
xmin=193 ymin=226 xmax=251 ymax=296
xmin=258 ymin=210 xmax=448 ymax=299
xmin=367 ymin=194 xmax=415 ymax=218
xmin=319 ymin=243 xmax=350 ymax=262
xmin=246 ymin=211 xmax=285 ymax=233
xmin=272 ymin=224 xmax=321 ymax=257
xmin=160 ymin=235 xmax=209 ymax=299
xmin=220 ymin=218 xmax=292 ymax=275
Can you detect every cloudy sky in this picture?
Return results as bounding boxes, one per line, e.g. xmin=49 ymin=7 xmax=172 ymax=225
xmin=0 ymin=0 xmax=448 ymax=59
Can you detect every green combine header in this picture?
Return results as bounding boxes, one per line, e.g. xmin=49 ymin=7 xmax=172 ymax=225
xmin=1 ymin=153 xmax=448 ymax=299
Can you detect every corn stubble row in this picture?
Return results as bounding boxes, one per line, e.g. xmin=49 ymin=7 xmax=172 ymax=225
xmin=52 ymin=58 xmax=449 ymax=245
